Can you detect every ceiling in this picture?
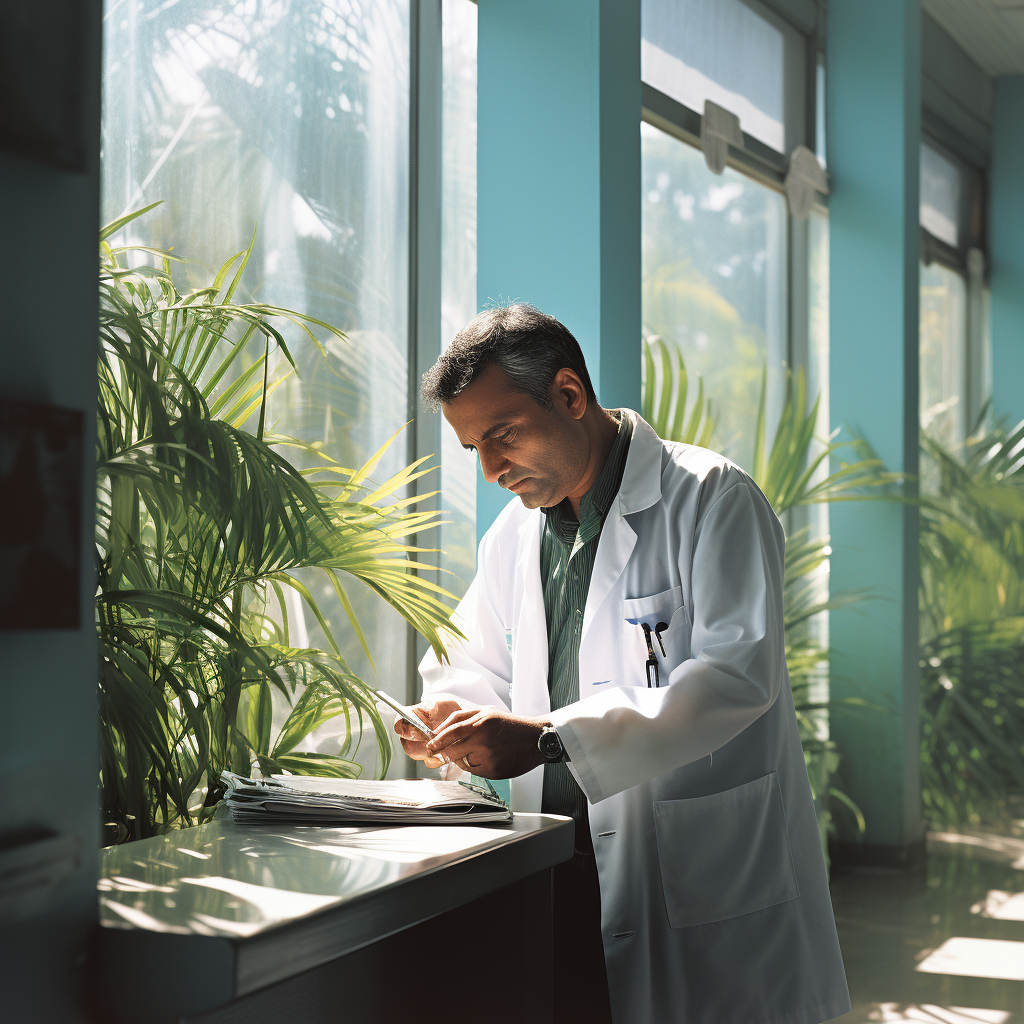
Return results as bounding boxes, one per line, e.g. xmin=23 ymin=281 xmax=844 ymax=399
xmin=922 ymin=0 xmax=1024 ymax=76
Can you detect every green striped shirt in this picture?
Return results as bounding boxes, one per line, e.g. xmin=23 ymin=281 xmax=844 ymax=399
xmin=540 ymin=410 xmax=633 ymax=850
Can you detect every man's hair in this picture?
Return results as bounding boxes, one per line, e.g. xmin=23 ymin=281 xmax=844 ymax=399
xmin=421 ymin=303 xmax=596 ymax=411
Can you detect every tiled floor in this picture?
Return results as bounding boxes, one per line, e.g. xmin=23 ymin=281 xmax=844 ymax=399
xmin=832 ymin=831 xmax=1024 ymax=1023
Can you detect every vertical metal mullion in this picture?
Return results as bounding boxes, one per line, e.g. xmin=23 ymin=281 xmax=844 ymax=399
xmin=405 ymin=0 xmax=444 ymax=775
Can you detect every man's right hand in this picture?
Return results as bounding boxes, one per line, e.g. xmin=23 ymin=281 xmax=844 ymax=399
xmin=394 ymin=700 xmax=465 ymax=770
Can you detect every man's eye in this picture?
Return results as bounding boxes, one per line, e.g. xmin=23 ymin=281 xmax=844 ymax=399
xmin=496 ymin=428 xmax=515 ymax=444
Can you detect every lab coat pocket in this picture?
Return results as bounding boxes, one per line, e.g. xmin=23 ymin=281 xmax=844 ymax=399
xmin=621 ymin=587 xmax=686 ymax=685
xmin=618 ymin=585 xmax=684 ymax=679
xmin=622 ymin=586 xmax=683 ymax=625
xmin=653 ymin=772 xmax=800 ymax=929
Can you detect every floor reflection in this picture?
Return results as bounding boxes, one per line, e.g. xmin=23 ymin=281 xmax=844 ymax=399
xmin=833 ymin=830 xmax=1024 ymax=1022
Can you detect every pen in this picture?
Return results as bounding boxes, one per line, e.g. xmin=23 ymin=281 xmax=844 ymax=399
xmin=642 ymin=623 xmax=660 ymax=687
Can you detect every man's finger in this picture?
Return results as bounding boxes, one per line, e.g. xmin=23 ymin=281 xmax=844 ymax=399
xmin=427 ymin=718 xmax=480 ymax=755
xmin=399 ymin=736 xmax=431 ymax=760
xmin=428 ymin=737 xmax=477 ymax=766
xmin=434 ymin=707 xmax=478 ymax=734
xmin=414 ymin=705 xmax=437 ymax=726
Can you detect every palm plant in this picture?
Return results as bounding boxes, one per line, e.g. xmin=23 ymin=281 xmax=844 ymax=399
xmin=97 ymin=206 xmax=458 ymax=843
xmin=642 ymin=338 xmax=895 ymax=850
xmin=641 ymin=335 xmax=717 ymax=448
xmin=917 ymin=418 xmax=1024 ymax=828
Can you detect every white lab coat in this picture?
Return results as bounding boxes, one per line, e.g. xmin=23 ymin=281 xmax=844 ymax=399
xmin=420 ymin=411 xmax=850 ymax=1024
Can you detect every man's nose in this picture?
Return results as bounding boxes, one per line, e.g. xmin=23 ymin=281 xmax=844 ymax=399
xmin=477 ymin=445 xmax=510 ymax=484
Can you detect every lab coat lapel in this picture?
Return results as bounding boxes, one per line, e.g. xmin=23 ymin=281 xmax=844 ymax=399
xmin=581 ymin=412 xmax=664 ymax=644
xmin=582 ymin=508 xmax=636 ymax=643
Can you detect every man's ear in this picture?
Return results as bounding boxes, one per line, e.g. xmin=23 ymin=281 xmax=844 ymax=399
xmin=551 ymin=368 xmax=588 ymax=421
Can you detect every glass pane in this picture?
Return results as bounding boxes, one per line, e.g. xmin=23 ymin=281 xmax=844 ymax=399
xmin=806 ymin=208 xmax=830 ymax=704
xmin=815 ymin=56 xmax=827 ymax=168
xmin=921 ymin=144 xmax=962 ymax=249
xmin=641 ymin=121 xmax=787 ymax=472
xmin=920 ymin=261 xmax=968 ymax=466
xmin=101 ymin=0 xmax=412 ymax=775
xmin=642 ymin=0 xmax=786 ymax=152
xmin=440 ymin=0 xmax=477 ymax=597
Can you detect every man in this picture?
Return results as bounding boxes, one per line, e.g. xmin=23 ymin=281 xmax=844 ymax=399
xmin=395 ymin=304 xmax=850 ymax=1024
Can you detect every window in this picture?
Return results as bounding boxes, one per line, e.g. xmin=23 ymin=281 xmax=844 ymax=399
xmin=917 ymin=136 xmax=991 ymax=472
xmin=640 ymin=0 xmax=829 ymax=702
xmin=641 ymin=0 xmax=809 ymax=161
xmin=642 ymin=0 xmax=786 ymax=151
xmin=101 ymin=0 xmax=473 ymax=776
xmin=640 ymin=0 xmax=821 ymax=474
xmin=920 ymin=261 xmax=968 ymax=453
xmin=641 ymin=121 xmax=787 ymax=472
xmin=921 ymin=144 xmax=963 ymax=250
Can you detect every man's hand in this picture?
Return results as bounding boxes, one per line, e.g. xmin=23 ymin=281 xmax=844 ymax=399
xmin=393 ymin=700 xmax=464 ymax=770
xmin=425 ymin=707 xmax=548 ymax=779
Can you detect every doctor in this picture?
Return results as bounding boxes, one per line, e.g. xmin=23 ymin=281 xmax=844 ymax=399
xmin=396 ymin=304 xmax=850 ymax=1024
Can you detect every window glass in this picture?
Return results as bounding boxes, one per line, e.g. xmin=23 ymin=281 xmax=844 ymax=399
xmin=440 ymin=0 xmax=477 ymax=596
xmin=101 ymin=0 xmax=412 ymax=774
xmin=815 ymin=56 xmax=827 ymax=168
xmin=921 ymin=144 xmax=962 ymax=249
xmin=920 ymin=261 xmax=968 ymax=464
xmin=806 ymin=208 xmax=830 ymax=704
xmin=641 ymin=121 xmax=787 ymax=472
xmin=642 ymin=0 xmax=785 ymax=152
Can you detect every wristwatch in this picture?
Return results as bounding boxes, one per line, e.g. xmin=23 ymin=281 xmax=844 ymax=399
xmin=538 ymin=725 xmax=568 ymax=763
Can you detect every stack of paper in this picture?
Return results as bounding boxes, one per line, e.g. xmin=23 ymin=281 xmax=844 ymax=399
xmin=220 ymin=772 xmax=512 ymax=826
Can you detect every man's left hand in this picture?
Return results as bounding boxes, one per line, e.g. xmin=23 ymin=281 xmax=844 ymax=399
xmin=426 ymin=707 xmax=549 ymax=779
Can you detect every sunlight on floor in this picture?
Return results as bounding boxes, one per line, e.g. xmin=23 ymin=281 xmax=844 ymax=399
xmin=929 ymin=833 xmax=1024 ymax=871
xmin=832 ymin=828 xmax=1024 ymax=1022
xmin=972 ymin=892 xmax=1024 ymax=922
xmin=917 ymin=938 xmax=1024 ymax=982
xmin=868 ymin=1004 xmax=1010 ymax=1023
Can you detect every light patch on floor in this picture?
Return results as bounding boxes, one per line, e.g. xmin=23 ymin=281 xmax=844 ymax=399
xmin=928 ymin=831 xmax=1024 ymax=869
xmin=868 ymin=1004 xmax=1010 ymax=1023
xmin=970 ymin=889 xmax=1024 ymax=920
xmin=916 ymin=937 xmax=1024 ymax=981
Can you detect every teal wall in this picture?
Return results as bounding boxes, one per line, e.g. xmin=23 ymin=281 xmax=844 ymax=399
xmin=475 ymin=0 xmax=642 ymax=539
xmin=0 ymin=2 xmax=102 ymax=1018
xmin=827 ymin=0 xmax=923 ymax=854
xmin=990 ymin=75 xmax=1024 ymax=428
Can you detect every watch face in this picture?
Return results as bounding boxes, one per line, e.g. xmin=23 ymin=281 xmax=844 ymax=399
xmin=539 ymin=729 xmax=563 ymax=760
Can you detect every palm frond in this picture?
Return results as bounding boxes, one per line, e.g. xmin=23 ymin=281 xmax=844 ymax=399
xmin=641 ymin=336 xmax=717 ymax=446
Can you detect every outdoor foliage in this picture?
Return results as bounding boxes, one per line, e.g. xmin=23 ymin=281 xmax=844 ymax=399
xmin=97 ymin=207 xmax=458 ymax=843
xmin=918 ymin=418 xmax=1024 ymax=828
xmin=643 ymin=338 xmax=894 ymax=850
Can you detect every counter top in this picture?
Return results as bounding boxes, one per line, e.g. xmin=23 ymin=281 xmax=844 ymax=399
xmin=97 ymin=812 xmax=573 ymax=1019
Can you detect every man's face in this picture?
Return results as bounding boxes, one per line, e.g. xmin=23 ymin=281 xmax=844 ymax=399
xmin=443 ymin=362 xmax=590 ymax=510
